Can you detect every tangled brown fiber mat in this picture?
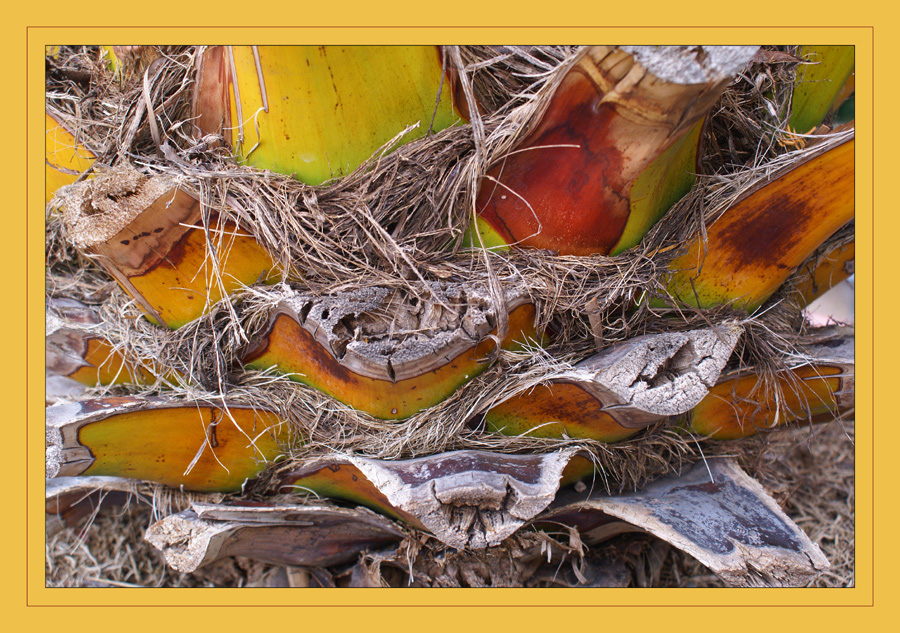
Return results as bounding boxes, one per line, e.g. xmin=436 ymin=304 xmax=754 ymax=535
xmin=47 ymin=45 xmax=844 ymax=463
xmin=45 ymin=45 xmax=854 ymax=587
xmin=45 ymin=419 xmax=855 ymax=588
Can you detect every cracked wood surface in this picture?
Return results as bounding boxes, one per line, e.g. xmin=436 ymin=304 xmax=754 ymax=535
xmin=145 ymin=503 xmax=405 ymax=572
xmin=485 ymin=322 xmax=742 ymax=440
xmin=243 ymin=282 xmax=538 ymax=419
xmin=282 ymin=449 xmax=579 ymax=550
xmin=538 ymin=458 xmax=829 ymax=587
xmin=55 ymin=167 xmax=279 ymax=329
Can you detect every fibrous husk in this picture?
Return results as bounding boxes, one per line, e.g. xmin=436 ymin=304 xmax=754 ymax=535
xmin=44 ymin=45 xmax=853 ymax=587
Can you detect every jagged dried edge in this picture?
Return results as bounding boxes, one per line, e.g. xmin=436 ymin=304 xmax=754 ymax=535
xmin=46 ymin=420 xmax=853 ymax=587
xmin=45 ymin=45 xmax=852 ymax=496
xmin=47 ymin=45 xmax=842 ymax=349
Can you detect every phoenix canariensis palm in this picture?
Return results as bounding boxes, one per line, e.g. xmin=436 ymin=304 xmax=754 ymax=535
xmin=45 ymin=44 xmax=855 ymax=588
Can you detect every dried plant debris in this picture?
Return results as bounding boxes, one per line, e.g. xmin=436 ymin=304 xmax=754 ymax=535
xmin=47 ymin=505 xmax=193 ymax=588
xmin=485 ymin=322 xmax=743 ymax=440
xmin=46 ymin=503 xmax=278 ymax=588
xmin=764 ymin=422 xmax=855 ymax=588
xmin=702 ymin=46 xmax=805 ymax=170
xmin=44 ymin=45 xmax=854 ymax=589
xmin=46 ymin=476 xmax=147 ymax=537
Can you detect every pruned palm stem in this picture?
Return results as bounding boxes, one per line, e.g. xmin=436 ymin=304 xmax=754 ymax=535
xmin=45 ymin=44 xmax=855 ymax=588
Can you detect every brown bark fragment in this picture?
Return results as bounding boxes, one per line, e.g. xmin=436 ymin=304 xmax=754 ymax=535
xmin=145 ymin=504 xmax=405 ymax=573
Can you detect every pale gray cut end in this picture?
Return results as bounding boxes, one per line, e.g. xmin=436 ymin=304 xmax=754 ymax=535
xmin=46 ymin=445 xmax=62 ymax=479
xmin=349 ymin=448 xmax=577 ymax=550
xmin=619 ymin=46 xmax=759 ymax=84
xmin=56 ymin=166 xmax=176 ymax=249
xmin=145 ymin=510 xmax=231 ymax=573
xmin=545 ymin=458 xmax=830 ymax=587
xmin=574 ymin=322 xmax=742 ymax=420
xmin=280 ymin=281 xmax=529 ymax=381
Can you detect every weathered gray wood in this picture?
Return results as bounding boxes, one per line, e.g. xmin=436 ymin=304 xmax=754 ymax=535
xmin=246 ymin=281 xmax=532 ymax=381
xmin=345 ymin=449 xmax=578 ymax=550
xmin=562 ymin=322 xmax=742 ymax=428
xmin=539 ymin=458 xmax=829 ymax=587
xmin=619 ymin=46 xmax=759 ymax=85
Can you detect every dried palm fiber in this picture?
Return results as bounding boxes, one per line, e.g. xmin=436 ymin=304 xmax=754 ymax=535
xmin=50 ymin=299 xmax=846 ymax=502
xmin=702 ymin=46 xmax=808 ymax=171
xmin=46 ymin=46 xmax=849 ymax=496
xmin=44 ymin=277 xmax=788 ymax=457
xmin=47 ymin=44 xmax=819 ymax=322
xmin=46 ymin=417 xmax=853 ymax=588
xmin=46 ymin=46 xmax=739 ymax=293
xmin=50 ymin=133 xmax=851 ymax=363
